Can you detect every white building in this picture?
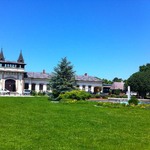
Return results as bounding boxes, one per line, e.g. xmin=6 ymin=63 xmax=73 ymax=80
xmin=0 ymin=49 xmax=25 ymax=94
xmin=75 ymin=73 xmax=102 ymax=93
xmin=24 ymin=71 xmax=51 ymax=92
xmin=0 ymin=50 xmax=102 ymax=94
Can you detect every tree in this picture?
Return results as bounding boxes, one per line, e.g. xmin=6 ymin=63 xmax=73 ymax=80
xmin=102 ymin=78 xmax=113 ymax=84
xmin=127 ymin=63 xmax=150 ymax=98
xmin=139 ymin=63 xmax=150 ymax=72
xmin=113 ymin=77 xmax=123 ymax=82
xmin=49 ymin=57 xmax=76 ymax=100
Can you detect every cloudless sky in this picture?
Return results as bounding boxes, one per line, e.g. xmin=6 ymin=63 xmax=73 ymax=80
xmin=0 ymin=0 xmax=150 ymax=80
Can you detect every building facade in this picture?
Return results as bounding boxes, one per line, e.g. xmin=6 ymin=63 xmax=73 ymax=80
xmin=75 ymin=73 xmax=102 ymax=93
xmin=0 ymin=50 xmax=102 ymax=94
xmin=0 ymin=49 xmax=25 ymax=94
xmin=24 ymin=71 xmax=51 ymax=92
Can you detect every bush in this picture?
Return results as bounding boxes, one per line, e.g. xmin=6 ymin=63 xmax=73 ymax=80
xmin=31 ymin=91 xmax=38 ymax=96
xmin=109 ymin=94 xmax=127 ymax=98
xmin=113 ymin=89 xmax=121 ymax=95
xmin=58 ymin=90 xmax=91 ymax=101
xmin=110 ymin=94 xmax=116 ymax=97
xmin=128 ymin=97 xmax=139 ymax=105
xmin=38 ymin=91 xmax=46 ymax=96
xmin=95 ymin=94 xmax=101 ymax=98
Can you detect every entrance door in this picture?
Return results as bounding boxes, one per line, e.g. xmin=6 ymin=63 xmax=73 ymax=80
xmin=94 ymin=87 xmax=101 ymax=94
xmin=5 ymin=79 xmax=16 ymax=92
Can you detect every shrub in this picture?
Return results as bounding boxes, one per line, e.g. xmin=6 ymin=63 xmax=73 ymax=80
xmin=113 ymin=89 xmax=121 ymax=95
xmin=95 ymin=94 xmax=101 ymax=98
xmin=110 ymin=94 xmax=116 ymax=97
xmin=109 ymin=94 xmax=127 ymax=98
xmin=128 ymin=97 xmax=139 ymax=105
xmin=38 ymin=91 xmax=46 ymax=96
xmin=120 ymin=95 xmax=127 ymax=98
xmin=90 ymin=94 xmax=96 ymax=98
xmin=101 ymin=95 xmax=108 ymax=99
xmin=31 ymin=91 xmax=38 ymax=96
xmin=58 ymin=90 xmax=91 ymax=101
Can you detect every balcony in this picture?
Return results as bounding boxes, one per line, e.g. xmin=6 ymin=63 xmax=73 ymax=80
xmin=0 ymin=66 xmax=25 ymax=72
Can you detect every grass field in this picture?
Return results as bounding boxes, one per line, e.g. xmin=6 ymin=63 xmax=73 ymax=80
xmin=0 ymin=97 xmax=150 ymax=150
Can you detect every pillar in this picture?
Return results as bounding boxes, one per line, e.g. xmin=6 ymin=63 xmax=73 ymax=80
xmin=2 ymin=79 xmax=5 ymax=90
xmin=35 ymin=84 xmax=39 ymax=92
xmin=91 ymin=86 xmax=94 ymax=93
xmin=127 ymin=86 xmax=131 ymax=100
xmin=79 ymin=85 xmax=83 ymax=90
xmin=29 ymin=84 xmax=32 ymax=90
xmin=101 ymin=86 xmax=103 ymax=93
xmin=85 ymin=86 xmax=88 ymax=92
xmin=43 ymin=84 xmax=47 ymax=91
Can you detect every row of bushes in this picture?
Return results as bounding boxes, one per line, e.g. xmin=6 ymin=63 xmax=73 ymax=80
xmin=49 ymin=89 xmax=138 ymax=102
xmin=91 ymin=94 xmax=108 ymax=99
xmin=109 ymin=94 xmax=127 ymax=98
xmin=97 ymin=97 xmax=141 ymax=107
xmin=49 ymin=90 xmax=150 ymax=109
xmin=97 ymin=102 xmax=150 ymax=109
xmin=31 ymin=91 xmax=47 ymax=96
xmin=90 ymin=94 xmax=127 ymax=99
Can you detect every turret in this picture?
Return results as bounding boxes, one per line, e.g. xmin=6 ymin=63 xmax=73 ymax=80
xmin=0 ymin=48 xmax=5 ymax=61
xmin=17 ymin=50 xmax=24 ymax=63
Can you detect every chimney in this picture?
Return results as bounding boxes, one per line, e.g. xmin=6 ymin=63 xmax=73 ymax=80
xmin=43 ymin=69 xmax=46 ymax=74
xmin=84 ymin=73 xmax=87 ymax=76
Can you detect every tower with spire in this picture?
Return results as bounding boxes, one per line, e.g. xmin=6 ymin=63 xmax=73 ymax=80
xmin=0 ymin=48 xmax=5 ymax=61
xmin=17 ymin=50 xmax=24 ymax=63
xmin=0 ymin=49 xmax=26 ymax=94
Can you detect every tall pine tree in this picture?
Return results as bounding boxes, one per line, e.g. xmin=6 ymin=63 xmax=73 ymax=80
xmin=49 ymin=57 xmax=76 ymax=100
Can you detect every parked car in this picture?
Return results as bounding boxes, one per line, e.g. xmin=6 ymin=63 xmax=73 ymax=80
xmin=23 ymin=89 xmax=31 ymax=95
xmin=0 ymin=89 xmax=10 ymax=95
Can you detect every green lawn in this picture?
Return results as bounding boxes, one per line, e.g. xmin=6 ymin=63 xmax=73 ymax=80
xmin=0 ymin=97 xmax=149 ymax=150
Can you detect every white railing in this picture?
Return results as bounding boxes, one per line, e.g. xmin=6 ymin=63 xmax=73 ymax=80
xmin=0 ymin=67 xmax=25 ymax=72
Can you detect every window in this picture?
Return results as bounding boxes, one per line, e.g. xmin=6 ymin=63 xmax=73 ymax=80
xmin=39 ymin=84 xmax=43 ymax=91
xmin=88 ymin=85 xmax=91 ymax=92
xmin=47 ymin=84 xmax=50 ymax=90
xmin=32 ymin=83 xmax=35 ymax=91
xmin=76 ymin=85 xmax=79 ymax=88
xmin=82 ymin=85 xmax=85 ymax=90
xmin=24 ymin=83 xmax=29 ymax=89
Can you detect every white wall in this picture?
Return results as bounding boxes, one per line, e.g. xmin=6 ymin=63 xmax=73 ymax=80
xmin=24 ymin=78 xmax=49 ymax=92
xmin=76 ymin=80 xmax=102 ymax=93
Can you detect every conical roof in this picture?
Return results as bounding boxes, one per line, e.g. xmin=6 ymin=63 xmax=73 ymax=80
xmin=17 ymin=50 xmax=24 ymax=63
xmin=0 ymin=48 xmax=5 ymax=61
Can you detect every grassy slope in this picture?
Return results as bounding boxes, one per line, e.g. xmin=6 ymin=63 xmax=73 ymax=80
xmin=0 ymin=97 xmax=149 ymax=150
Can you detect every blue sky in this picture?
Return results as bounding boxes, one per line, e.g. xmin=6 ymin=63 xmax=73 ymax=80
xmin=0 ymin=0 xmax=150 ymax=80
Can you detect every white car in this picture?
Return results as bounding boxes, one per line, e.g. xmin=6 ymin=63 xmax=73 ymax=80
xmin=0 ymin=89 xmax=10 ymax=95
xmin=23 ymin=89 xmax=31 ymax=95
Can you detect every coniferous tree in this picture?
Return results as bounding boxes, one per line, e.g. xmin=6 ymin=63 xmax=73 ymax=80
xmin=49 ymin=57 xmax=76 ymax=100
